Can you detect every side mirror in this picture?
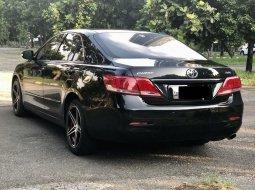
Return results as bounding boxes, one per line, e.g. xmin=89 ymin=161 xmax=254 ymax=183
xmin=22 ymin=50 xmax=34 ymax=60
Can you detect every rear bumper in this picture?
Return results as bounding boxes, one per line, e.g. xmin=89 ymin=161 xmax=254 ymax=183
xmin=85 ymin=92 xmax=243 ymax=143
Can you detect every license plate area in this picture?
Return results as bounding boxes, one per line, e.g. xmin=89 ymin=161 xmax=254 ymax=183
xmin=168 ymin=85 xmax=211 ymax=101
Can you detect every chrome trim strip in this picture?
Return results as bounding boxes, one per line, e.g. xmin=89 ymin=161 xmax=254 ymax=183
xmin=151 ymin=79 xmax=222 ymax=82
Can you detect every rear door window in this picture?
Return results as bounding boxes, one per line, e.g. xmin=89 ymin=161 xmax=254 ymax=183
xmin=58 ymin=34 xmax=85 ymax=61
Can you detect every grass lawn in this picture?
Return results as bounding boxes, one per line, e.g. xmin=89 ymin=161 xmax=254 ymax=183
xmin=235 ymin=70 xmax=255 ymax=87
xmin=209 ymin=52 xmax=250 ymax=65
xmin=177 ymin=178 xmax=237 ymax=190
xmin=207 ymin=52 xmax=255 ymax=86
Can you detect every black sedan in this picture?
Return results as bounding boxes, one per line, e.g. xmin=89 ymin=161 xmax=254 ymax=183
xmin=12 ymin=29 xmax=243 ymax=155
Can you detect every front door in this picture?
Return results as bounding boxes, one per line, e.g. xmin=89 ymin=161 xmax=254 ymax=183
xmin=22 ymin=60 xmax=45 ymax=110
xmin=26 ymin=34 xmax=66 ymax=115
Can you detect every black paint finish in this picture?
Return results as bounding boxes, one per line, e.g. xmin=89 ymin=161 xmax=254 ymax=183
xmin=13 ymin=29 xmax=243 ymax=143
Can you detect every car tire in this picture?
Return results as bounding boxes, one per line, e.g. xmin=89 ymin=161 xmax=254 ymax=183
xmin=65 ymin=99 xmax=95 ymax=155
xmin=12 ymin=79 xmax=26 ymax=117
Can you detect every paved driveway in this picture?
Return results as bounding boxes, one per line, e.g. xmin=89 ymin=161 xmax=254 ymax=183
xmin=0 ymin=88 xmax=254 ymax=190
xmin=0 ymin=48 xmax=254 ymax=190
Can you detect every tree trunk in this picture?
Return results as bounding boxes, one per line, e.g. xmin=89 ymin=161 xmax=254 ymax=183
xmin=30 ymin=35 xmax=34 ymax=48
xmin=39 ymin=34 xmax=43 ymax=46
xmin=223 ymin=43 xmax=233 ymax=58
xmin=246 ymin=41 xmax=254 ymax=72
xmin=206 ymin=49 xmax=211 ymax=58
xmin=220 ymin=41 xmax=224 ymax=57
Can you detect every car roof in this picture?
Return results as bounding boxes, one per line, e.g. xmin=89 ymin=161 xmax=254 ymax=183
xmin=63 ymin=29 xmax=151 ymax=37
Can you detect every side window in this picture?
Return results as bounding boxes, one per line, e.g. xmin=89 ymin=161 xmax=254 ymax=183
xmin=58 ymin=34 xmax=85 ymax=61
xmin=37 ymin=34 xmax=64 ymax=60
xmin=83 ymin=37 xmax=105 ymax=65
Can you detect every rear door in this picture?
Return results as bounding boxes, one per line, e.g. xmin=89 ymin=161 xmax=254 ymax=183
xmin=42 ymin=33 xmax=85 ymax=118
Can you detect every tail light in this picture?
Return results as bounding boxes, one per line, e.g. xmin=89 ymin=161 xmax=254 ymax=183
xmin=103 ymin=75 xmax=162 ymax=97
xmin=217 ymin=76 xmax=242 ymax=96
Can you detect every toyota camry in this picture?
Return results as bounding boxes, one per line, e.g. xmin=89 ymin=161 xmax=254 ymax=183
xmin=12 ymin=29 xmax=243 ymax=155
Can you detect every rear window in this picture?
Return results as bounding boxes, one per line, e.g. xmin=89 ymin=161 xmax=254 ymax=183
xmin=94 ymin=32 xmax=206 ymax=60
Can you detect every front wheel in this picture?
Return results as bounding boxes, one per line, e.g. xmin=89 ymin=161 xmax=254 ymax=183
xmin=65 ymin=99 xmax=95 ymax=155
xmin=12 ymin=79 xmax=26 ymax=116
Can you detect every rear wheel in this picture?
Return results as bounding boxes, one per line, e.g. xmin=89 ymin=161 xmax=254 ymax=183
xmin=65 ymin=99 xmax=95 ymax=155
xmin=12 ymin=79 xmax=26 ymax=116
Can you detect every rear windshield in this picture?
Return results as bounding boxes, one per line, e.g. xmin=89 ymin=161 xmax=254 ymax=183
xmin=94 ymin=32 xmax=206 ymax=60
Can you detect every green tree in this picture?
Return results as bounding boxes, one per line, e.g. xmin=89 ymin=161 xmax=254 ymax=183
xmin=3 ymin=0 xmax=52 ymax=46
xmin=21 ymin=0 xmax=53 ymax=45
xmin=43 ymin=0 xmax=97 ymax=34
xmin=2 ymin=0 xmax=23 ymax=42
xmin=0 ymin=0 xmax=9 ymax=44
xmin=136 ymin=0 xmax=220 ymax=53
xmin=236 ymin=0 xmax=255 ymax=72
xmin=206 ymin=0 xmax=243 ymax=57
xmin=208 ymin=0 xmax=254 ymax=71
xmin=137 ymin=0 xmax=254 ymax=71
xmin=92 ymin=0 xmax=144 ymax=29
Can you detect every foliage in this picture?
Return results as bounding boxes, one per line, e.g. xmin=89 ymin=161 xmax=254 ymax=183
xmin=92 ymin=0 xmax=144 ymax=29
xmin=236 ymin=0 xmax=255 ymax=43
xmin=236 ymin=70 xmax=255 ymax=86
xmin=43 ymin=0 xmax=97 ymax=33
xmin=0 ymin=0 xmax=9 ymax=44
xmin=206 ymin=0 xmax=243 ymax=56
xmin=177 ymin=178 xmax=237 ymax=190
xmin=2 ymin=0 xmax=53 ymax=46
xmin=236 ymin=0 xmax=255 ymax=72
xmin=136 ymin=0 xmax=220 ymax=49
xmin=0 ymin=0 xmax=143 ymax=44
xmin=207 ymin=0 xmax=255 ymax=71
xmin=137 ymin=0 xmax=255 ymax=71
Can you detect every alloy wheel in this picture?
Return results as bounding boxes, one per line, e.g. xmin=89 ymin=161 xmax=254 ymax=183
xmin=66 ymin=105 xmax=82 ymax=148
xmin=12 ymin=82 xmax=20 ymax=112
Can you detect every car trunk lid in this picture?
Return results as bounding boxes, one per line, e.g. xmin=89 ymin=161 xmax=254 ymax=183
xmin=112 ymin=58 xmax=236 ymax=105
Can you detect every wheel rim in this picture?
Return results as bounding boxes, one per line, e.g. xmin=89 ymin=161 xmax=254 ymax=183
xmin=12 ymin=82 xmax=20 ymax=112
xmin=66 ymin=105 xmax=82 ymax=148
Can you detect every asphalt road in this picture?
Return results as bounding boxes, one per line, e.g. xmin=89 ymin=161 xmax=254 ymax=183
xmin=0 ymin=90 xmax=254 ymax=190
xmin=0 ymin=48 xmax=255 ymax=189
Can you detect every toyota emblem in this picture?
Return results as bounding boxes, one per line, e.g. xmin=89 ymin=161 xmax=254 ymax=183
xmin=186 ymin=69 xmax=198 ymax=79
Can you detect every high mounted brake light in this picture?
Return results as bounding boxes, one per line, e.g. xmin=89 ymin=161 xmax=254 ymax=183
xmin=103 ymin=75 xmax=162 ymax=97
xmin=217 ymin=76 xmax=242 ymax=96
